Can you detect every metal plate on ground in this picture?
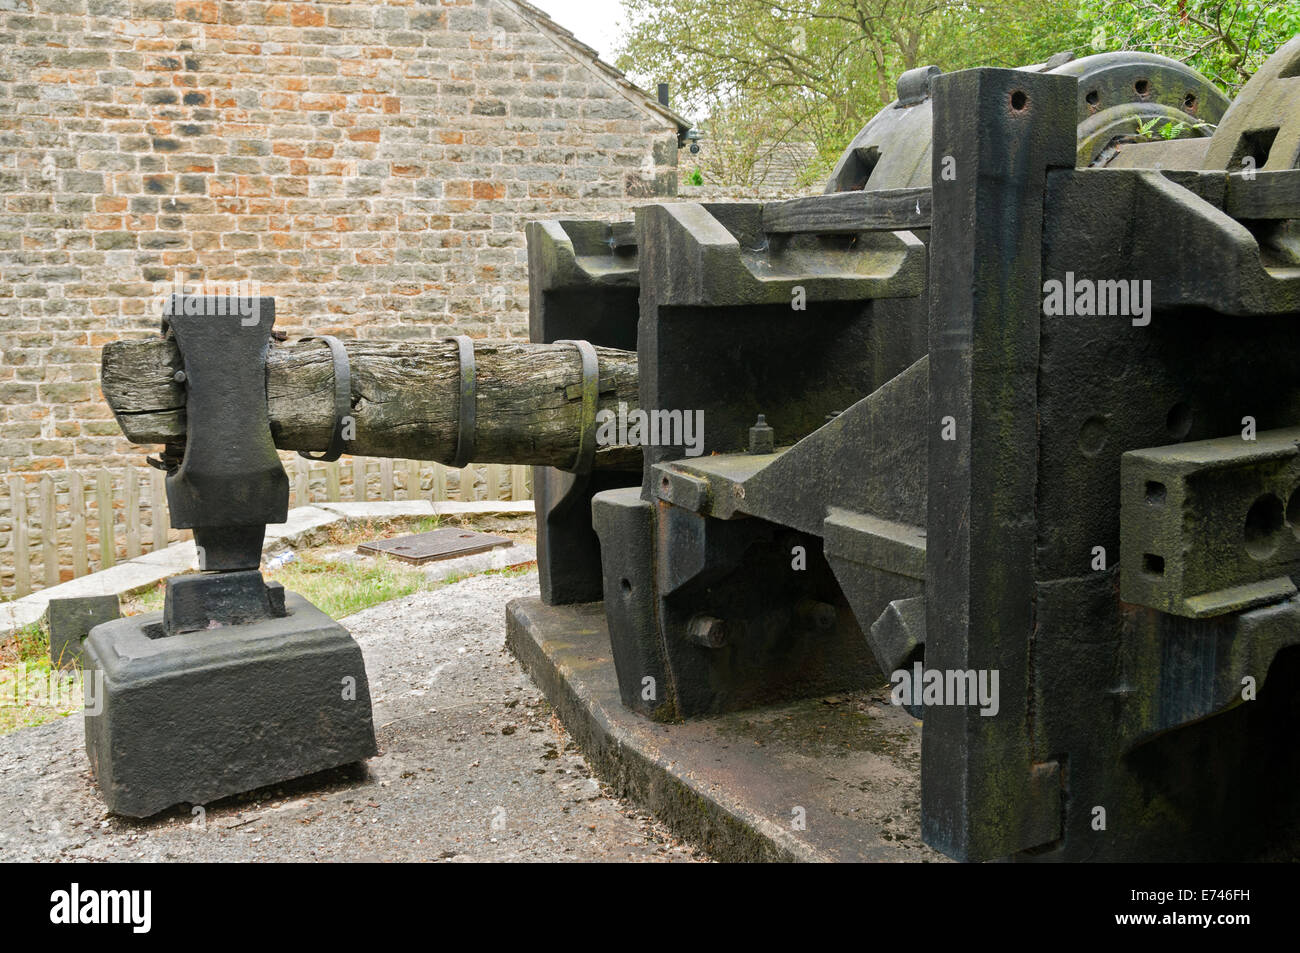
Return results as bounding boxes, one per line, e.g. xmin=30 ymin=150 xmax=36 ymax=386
xmin=357 ymin=527 xmax=514 ymax=565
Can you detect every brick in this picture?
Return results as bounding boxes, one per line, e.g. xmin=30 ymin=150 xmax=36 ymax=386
xmin=0 ymin=0 xmax=691 ymax=484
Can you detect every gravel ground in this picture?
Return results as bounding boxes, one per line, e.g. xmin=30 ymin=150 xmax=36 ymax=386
xmin=0 ymin=571 xmax=707 ymax=862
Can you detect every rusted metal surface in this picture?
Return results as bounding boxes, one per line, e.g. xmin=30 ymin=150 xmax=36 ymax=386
xmin=357 ymin=527 xmax=513 ymax=565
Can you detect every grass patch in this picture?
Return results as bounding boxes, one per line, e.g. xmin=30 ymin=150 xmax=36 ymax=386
xmin=132 ymin=579 xmax=168 ymax=614
xmin=482 ymin=560 xmax=538 ymax=579
xmin=1 ymin=619 xmax=49 ymax=669
xmin=264 ymin=550 xmax=439 ymax=620
xmin=0 ymin=620 xmax=81 ymax=735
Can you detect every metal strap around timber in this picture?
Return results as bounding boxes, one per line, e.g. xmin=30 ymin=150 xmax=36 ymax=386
xmin=450 ymin=335 xmax=477 ymax=469
xmin=554 ymin=339 xmax=599 ymax=475
xmin=297 ymin=335 xmax=351 ymax=463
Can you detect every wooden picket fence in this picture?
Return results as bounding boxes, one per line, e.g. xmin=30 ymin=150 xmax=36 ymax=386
xmin=0 ymin=458 xmax=532 ymax=599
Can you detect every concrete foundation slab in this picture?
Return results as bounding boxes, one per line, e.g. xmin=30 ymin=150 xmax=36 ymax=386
xmin=262 ymin=506 xmax=342 ymax=549
xmin=0 ymin=600 xmax=48 ymax=634
xmin=505 ymin=596 xmax=942 ymax=862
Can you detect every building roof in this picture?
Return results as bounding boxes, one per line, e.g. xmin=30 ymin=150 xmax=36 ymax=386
xmin=755 ymin=140 xmax=818 ymax=188
xmin=505 ymin=0 xmax=694 ymax=138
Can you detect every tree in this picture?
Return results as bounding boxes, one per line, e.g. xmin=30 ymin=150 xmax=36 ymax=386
xmin=1079 ymin=1 xmax=1299 ymax=95
xmin=618 ymin=0 xmax=1297 ymax=187
xmin=617 ymin=0 xmax=1087 ymax=184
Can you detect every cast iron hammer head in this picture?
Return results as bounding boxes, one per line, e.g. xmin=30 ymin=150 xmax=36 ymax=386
xmin=163 ymin=295 xmax=289 ymax=571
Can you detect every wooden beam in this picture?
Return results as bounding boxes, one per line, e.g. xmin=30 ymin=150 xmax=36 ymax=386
xmin=761 ymin=187 xmax=932 ymax=234
xmin=101 ymin=338 xmax=642 ymax=471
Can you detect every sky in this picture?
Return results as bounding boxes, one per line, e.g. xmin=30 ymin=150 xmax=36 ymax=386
xmin=527 ymin=0 xmax=629 ymax=67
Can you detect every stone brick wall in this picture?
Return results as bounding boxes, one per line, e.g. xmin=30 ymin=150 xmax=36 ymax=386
xmin=0 ymin=0 xmax=684 ymax=474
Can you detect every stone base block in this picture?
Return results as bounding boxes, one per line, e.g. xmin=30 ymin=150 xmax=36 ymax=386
xmin=83 ymin=592 xmax=377 ymax=817
xmin=47 ymin=595 xmax=121 ymax=671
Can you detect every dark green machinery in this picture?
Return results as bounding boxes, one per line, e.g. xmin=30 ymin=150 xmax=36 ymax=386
xmin=514 ymin=43 xmax=1300 ymax=861
xmin=95 ymin=42 xmax=1300 ymax=861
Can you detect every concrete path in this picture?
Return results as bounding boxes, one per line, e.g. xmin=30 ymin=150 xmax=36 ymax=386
xmin=0 ymin=501 xmax=536 ymax=637
xmin=0 ymin=570 xmax=706 ymax=862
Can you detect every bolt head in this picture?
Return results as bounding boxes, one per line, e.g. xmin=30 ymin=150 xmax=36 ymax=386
xmin=687 ymin=614 xmax=729 ymax=649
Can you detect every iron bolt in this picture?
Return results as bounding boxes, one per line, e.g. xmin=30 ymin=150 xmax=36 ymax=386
xmin=796 ymin=598 xmax=838 ymax=630
xmin=173 ymin=370 xmax=186 ymax=384
xmin=748 ymin=414 xmax=775 ymax=454
xmin=687 ymin=614 xmax=729 ymax=649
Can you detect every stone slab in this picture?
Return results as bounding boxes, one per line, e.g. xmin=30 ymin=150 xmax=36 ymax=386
xmin=505 ymin=596 xmax=942 ymax=862
xmin=317 ymin=500 xmax=437 ymax=519
xmin=420 ymin=542 xmax=536 ymax=584
xmin=18 ymin=560 xmax=174 ymax=603
xmin=132 ymin=539 xmax=199 ymax=570
xmin=316 ymin=500 xmax=534 ymax=520
xmin=262 ymin=505 xmax=342 ymax=549
xmin=0 ymin=600 xmax=47 ymax=634
xmin=46 ymin=595 xmax=120 ymax=671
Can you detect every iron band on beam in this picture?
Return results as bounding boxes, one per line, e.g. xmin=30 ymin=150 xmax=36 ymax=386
xmin=297 ymin=335 xmax=352 ymax=463
xmin=555 ymin=339 xmax=599 ymax=476
xmin=450 ymin=335 xmax=477 ymax=469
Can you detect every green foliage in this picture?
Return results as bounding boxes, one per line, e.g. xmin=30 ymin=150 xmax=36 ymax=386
xmin=134 ymin=579 xmax=167 ymax=613
xmin=687 ymin=167 xmax=704 ymax=186
xmin=618 ymin=0 xmax=1088 ymax=184
xmin=1078 ymin=0 xmax=1299 ymax=95
xmin=9 ymin=620 xmax=49 ymax=668
xmin=0 ymin=620 xmax=76 ymax=735
xmin=619 ymin=0 xmax=1296 ymax=187
xmin=1131 ymin=116 xmax=1207 ymax=141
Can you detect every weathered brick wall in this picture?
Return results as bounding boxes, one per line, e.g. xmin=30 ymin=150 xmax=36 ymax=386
xmin=0 ymin=0 xmax=682 ymax=474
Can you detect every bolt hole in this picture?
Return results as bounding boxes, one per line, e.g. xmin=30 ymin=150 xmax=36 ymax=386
xmin=1143 ymin=553 xmax=1165 ymax=577
xmin=1230 ymin=127 xmax=1278 ymax=172
xmin=1078 ymin=416 xmax=1107 ymax=456
xmin=660 ymin=474 xmax=671 ymax=492
xmin=1245 ymin=493 xmax=1285 ymax=561
xmin=1183 ymin=92 xmax=1198 ymax=112
xmin=620 ymin=578 xmax=632 ymax=595
xmin=1165 ymin=402 xmax=1193 ymax=441
xmin=1010 ymin=90 xmax=1028 ymax=112
xmin=1145 ymin=481 xmax=1167 ymax=505
xmin=1085 ymin=89 xmax=1099 ymax=106
xmin=1134 ymin=78 xmax=1150 ymax=96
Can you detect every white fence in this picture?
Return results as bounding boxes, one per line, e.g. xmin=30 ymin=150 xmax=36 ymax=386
xmin=0 ymin=458 xmax=532 ymax=599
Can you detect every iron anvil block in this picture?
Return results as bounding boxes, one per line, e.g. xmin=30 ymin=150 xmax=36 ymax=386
xmin=1120 ymin=426 xmax=1300 ymax=618
xmin=82 ymin=591 xmax=377 ymax=817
